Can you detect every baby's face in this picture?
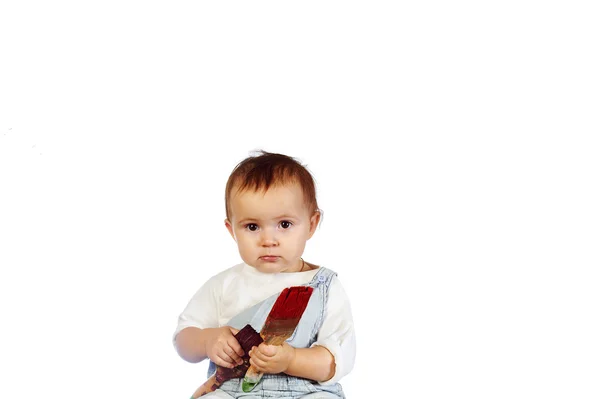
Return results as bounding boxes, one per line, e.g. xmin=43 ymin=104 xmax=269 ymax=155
xmin=225 ymin=182 xmax=318 ymax=273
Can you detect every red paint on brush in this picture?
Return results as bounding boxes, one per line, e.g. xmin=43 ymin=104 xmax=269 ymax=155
xmin=265 ymin=286 xmax=313 ymax=320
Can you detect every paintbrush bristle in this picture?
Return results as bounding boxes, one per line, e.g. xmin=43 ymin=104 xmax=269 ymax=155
xmin=260 ymin=286 xmax=313 ymax=342
xmin=266 ymin=286 xmax=313 ymax=320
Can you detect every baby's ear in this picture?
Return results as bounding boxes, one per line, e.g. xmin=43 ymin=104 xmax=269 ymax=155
xmin=308 ymin=210 xmax=321 ymax=238
xmin=225 ymin=219 xmax=236 ymax=241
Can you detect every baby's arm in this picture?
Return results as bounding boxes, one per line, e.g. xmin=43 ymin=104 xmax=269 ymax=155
xmin=308 ymin=276 xmax=356 ymax=384
xmin=174 ymin=275 xmax=244 ymax=368
xmin=175 ymin=326 xmax=208 ymax=363
xmin=175 ymin=326 xmax=244 ymax=368
xmin=285 ymin=345 xmax=336 ymax=382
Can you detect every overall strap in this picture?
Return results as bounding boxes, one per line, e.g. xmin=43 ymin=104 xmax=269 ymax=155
xmin=307 ymin=267 xmax=338 ymax=339
xmin=308 ymin=266 xmax=338 ymax=288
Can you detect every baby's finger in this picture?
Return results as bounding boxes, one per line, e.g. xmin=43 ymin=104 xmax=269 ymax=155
xmin=249 ymin=357 xmax=266 ymax=372
xmin=249 ymin=347 xmax=268 ymax=363
xmin=224 ymin=346 xmax=243 ymax=365
xmin=228 ymin=327 xmax=239 ymax=335
xmin=228 ymin=337 xmax=245 ymax=359
xmin=215 ymin=353 xmax=236 ymax=369
xmin=257 ymin=343 xmax=277 ymax=357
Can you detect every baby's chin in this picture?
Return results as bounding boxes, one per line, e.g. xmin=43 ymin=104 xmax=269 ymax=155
xmin=248 ymin=261 xmax=296 ymax=274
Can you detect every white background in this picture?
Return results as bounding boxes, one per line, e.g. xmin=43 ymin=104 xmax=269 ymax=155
xmin=1 ymin=1 xmax=599 ymax=398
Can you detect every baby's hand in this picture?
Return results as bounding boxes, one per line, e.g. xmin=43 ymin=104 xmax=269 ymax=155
xmin=249 ymin=342 xmax=295 ymax=374
xmin=205 ymin=326 xmax=245 ymax=368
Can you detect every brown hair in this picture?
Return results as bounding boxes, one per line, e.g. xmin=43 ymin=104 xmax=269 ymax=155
xmin=225 ymin=150 xmax=320 ymax=220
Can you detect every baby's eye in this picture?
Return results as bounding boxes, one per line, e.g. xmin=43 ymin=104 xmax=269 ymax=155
xmin=245 ymin=223 xmax=259 ymax=232
xmin=280 ymin=221 xmax=292 ymax=229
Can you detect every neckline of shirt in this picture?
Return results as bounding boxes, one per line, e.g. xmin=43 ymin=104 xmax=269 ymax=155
xmin=241 ymin=262 xmax=320 ymax=278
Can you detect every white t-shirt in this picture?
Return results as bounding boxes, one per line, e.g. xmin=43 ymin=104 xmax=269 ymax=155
xmin=173 ymin=262 xmax=356 ymax=385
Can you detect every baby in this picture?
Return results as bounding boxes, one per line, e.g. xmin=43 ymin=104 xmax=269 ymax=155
xmin=173 ymin=150 xmax=356 ymax=398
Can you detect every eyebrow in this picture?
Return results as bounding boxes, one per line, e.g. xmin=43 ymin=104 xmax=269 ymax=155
xmin=237 ymin=215 xmax=298 ymax=224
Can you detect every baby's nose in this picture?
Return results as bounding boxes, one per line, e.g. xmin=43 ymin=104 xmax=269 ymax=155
xmin=260 ymin=230 xmax=278 ymax=246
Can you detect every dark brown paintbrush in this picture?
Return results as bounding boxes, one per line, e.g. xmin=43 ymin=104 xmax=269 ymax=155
xmin=191 ymin=324 xmax=263 ymax=398
xmin=241 ymin=285 xmax=314 ymax=392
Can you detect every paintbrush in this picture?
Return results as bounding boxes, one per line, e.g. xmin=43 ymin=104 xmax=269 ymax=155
xmin=191 ymin=324 xmax=263 ymax=398
xmin=242 ymin=285 xmax=314 ymax=392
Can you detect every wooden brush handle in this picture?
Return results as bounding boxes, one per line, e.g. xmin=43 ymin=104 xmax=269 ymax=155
xmin=191 ymin=373 xmax=220 ymax=398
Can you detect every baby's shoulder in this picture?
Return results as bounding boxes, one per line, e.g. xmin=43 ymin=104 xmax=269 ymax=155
xmin=199 ymin=262 xmax=246 ymax=290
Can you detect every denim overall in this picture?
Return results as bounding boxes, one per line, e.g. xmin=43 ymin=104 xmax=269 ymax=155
xmin=204 ymin=267 xmax=346 ymax=399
